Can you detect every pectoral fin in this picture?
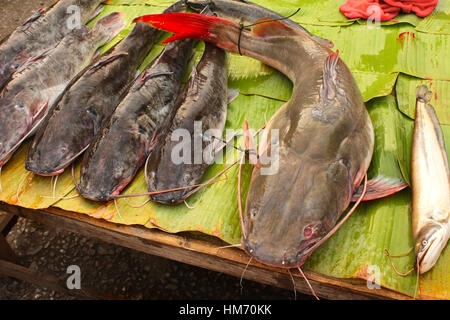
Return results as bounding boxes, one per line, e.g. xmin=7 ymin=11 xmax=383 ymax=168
xmin=351 ymin=175 xmax=408 ymax=202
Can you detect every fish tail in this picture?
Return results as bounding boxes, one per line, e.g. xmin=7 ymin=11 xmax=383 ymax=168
xmin=133 ymin=13 xmax=236 ymax=45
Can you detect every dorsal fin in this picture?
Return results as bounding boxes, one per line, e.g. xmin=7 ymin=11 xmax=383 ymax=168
xmin=252 ymin=19 xmax=296 ymax=37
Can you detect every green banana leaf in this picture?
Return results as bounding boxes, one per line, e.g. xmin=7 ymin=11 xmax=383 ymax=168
xmin=0 ymin=0 xmax=449 ymax=299
xmin=396 ymin=73 xmax=450 ymax=125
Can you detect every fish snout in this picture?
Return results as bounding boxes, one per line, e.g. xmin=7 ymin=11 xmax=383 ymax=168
xmin=26 ymin=143 xmax=71 ymax=176
xmin=77 ymin=184 xmax=114 ymax=202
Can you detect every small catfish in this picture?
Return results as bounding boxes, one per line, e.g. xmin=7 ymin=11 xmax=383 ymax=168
xmin=0 ymin=13 xmax=126 ymax=169
xmin=145 ymin=41 xmax=237 ymax=204
xmin=136 ymin=12 xmax=407 ymax=270
xmin=76 ymin=38 xmax=196 ymax=202
xmin=25 ymin=1 xmax=188 ymax=177
xmin=411 ymin=85 xmax=449 ymax=274
xmin=0 ymin=0 xmax=105 ymax=91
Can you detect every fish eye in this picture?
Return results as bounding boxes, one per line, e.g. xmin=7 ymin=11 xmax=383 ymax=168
xmin=422 ymin=240 xmax=428 ymax=247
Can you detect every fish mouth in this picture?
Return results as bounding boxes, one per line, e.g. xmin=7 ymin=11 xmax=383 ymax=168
xmin=77 ymin=189 xmax=113 ymax=202
xmin=26 ymin=145 xmax=90 ymax=177
xmin=241 ymin=236 xmax=321 ymax=269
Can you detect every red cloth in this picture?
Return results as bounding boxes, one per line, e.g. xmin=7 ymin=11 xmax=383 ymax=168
xmin=340 ymin=0 xmax=439 ymax=22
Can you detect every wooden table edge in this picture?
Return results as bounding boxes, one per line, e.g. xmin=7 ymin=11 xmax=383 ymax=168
xmin=0 ymin=202 xmax=416 ymax=300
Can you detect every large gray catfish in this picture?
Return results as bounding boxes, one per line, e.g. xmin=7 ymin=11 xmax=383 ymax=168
xmin=0 ymin=12 xmax=125 ymax=168
xmin=76 ymin=38 xmax=196 ymax=202
xmin=0 ymin=0 xmax=105 ymax=91
xmin=136 ymin=11 xmax=409 ymax=269
xmin=145 ymin=42 xmax=229 ymax=204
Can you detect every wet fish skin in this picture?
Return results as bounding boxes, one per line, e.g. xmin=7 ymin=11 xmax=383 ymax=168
xmin=0 ymin=0 xmax=105 ymax=91
xmin=411 ymin=85 xmax=450 ymax=274
xmin=146 ymin=42 xmax=228 ymax=204
xmin=25 ymin=22 xmax=161 ymax=176
xmin=0 ymin=12 xmax=126 ymax=168
xmin=77 ymin=38 xmax=196 ymax=202
xmin=138 ymin=13 xmax=374 ymax=268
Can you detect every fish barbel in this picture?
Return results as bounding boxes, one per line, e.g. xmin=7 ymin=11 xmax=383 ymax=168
xmin=25 ymin=1 xmax=188 ymax=177
xmin=135 ymin=11 xmax=375 ymax=268
xmin=411 ymin=85 xmax=450 ymax=274
xmin=0 ymin=12 xmax=126 ymax=168
xmin=0 ymin=0 xmax=105 ymax=91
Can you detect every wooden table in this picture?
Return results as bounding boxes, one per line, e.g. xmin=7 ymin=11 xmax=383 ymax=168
xmin=0 ymin=202 xmax=413 ymax=300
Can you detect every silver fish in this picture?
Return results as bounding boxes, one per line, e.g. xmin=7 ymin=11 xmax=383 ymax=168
xmin=412 ymin=85 xmax=450 ymax=274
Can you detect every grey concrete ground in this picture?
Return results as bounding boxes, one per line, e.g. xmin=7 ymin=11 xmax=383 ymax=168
xmin=0 ymin=1 xmax=311 ymax=300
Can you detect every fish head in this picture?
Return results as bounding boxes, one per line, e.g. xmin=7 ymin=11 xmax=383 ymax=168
xmin=241 ymin=157 xmax=352 ymax=268
xmin=92 ymin=12 xmax=126 ymax=43
xmin=415 ymin=222 xmax=448 ymax=274
xmin=0 ymin=100 xmax=31 ymax=167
